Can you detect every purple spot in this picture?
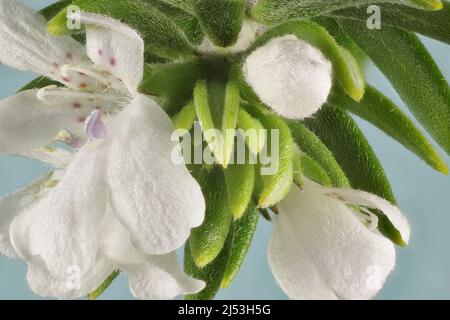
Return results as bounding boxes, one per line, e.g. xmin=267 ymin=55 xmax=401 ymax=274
xmin=98 ymin=49 xmax=104 ymax=56
xmin=65 ymin=52 xmax=73 ymax=60
xmin=79 ymin=83 xmax=88 ymax=89
xmin=78 ymin=116 xmax=87 ymax=123
xmin=52 ymin=62 xmax=59 ymax=68
xmin=72 ymin=102 xmax=81 ymax=109
xmin=85 ymin=109 xmax=107 ymax=139
xmin=68 ymin=136 xmax=86 ymax=148
xmin=62 ymin=77 xmax=71 ymax=82
xmin=110 ymin=57 xmax=116 ymax=66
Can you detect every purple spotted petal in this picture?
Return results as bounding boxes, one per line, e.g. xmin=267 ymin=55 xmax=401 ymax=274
xmin=85 ymin=109 xmax=107 ymax=139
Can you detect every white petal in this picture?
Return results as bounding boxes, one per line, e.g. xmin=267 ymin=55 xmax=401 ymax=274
xmin=0 ymin=0 xmax=86 ymax=81
xmin=124 ymin=253 xmax=205 ymax=300
xmin=9 ymin=145 xmax=108 ymax=280
xmin=81 ymin=13 xmax=144 ymax=93
xmin=0 ymin=90 xmax=96 ymax=154
xmin=0 ymin=175 xmax=51 ymax=258
xmin=107 ymin=95 xmax=205 ymax=255
xmin=99 ymin=205 xmax=205 ymax=300
xmin=243 ymin=35 xmax=332 ymax=119
xmin=324 ymin=187 xmax=411 ymax=245
xmin=26 ymin=256 xmax=114 ymax=299
xmin=269 ymin=182 xmax=396 ymax=300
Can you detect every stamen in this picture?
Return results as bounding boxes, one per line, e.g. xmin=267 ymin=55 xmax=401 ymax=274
xmin=61 ymin=64 xmax=123 ymax=89
xmin=360 ymin=207 xmax=379 ymax=231
xmin=36 ymin=85 xmax=122 ymax=104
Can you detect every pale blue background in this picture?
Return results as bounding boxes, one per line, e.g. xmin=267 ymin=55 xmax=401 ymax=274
xmin=0 ymin=0 xmax=449 ymax=300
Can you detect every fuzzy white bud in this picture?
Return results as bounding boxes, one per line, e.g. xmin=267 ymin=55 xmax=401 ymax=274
xmin=243 ymin=35 xmax=332 ymax=119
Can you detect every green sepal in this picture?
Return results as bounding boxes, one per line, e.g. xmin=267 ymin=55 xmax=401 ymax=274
xmin=172 ymin=101 xmax=197 ymax=131
xmin=244 ymin=103 xmax=294 ymax=208
xmin=193 ymin=78 xmax=240 ymax=167
xmin=189 ymin=167 xmax=232 ymax=268
xmin=293 ymin=145 xmax=333 ymax=187
xmin=184 ymin=234 xmax=233 ymax=300
xmin=287 ymin=120 xmax=350 ymax=187
xmin=236 ymin=109 xmax=266 ymax=155
xmin=140 ymin=59 xmax=207 ymax=113
xmin=224 ymin=160 xmax=255 ymax=220
xmin=221 ymin=202 xmax=259 ymax=288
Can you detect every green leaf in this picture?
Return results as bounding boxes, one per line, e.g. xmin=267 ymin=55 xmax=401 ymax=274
xmin=189 ymin=167 xmax=232 ymax=268
xmin=140 ymin=59 xmax=207 ymax=113
xmin=48 ymin=0 xmax=193 ymax=60
xmin=304 ymin=107 xmax=406 ymax=245
xmin=172 ymin=101 xmax=197 ymax=131
xmin=244 ymin=104 xmax=294 ymax=208
xmin=330 ymin=86 xmax=448 ymax=174
xmin=18 ymin=77 xmax=61 ymax=92
xmin=293 ymin=146 xmax=333 ymax=187
xmin=87 ymin=270 xmax=120 ymax=300
xmin=159 ymin=0 xmax=194 ymax=13
xmin=184 ymin=235 xmax=232 ymax=300
xmin=193 ymin=79 xmax=240 ymax=167
xmin=224 ymin=161 xmax=255 ymax=220
xmin=338 ymin=19 xmax=450 ymax=155
xmin=250 ymin=21 xmax=365 ymax=101
xmin=192 ymin=0 xmax=245 ymax=47
xmin=304 ymin=106 xmax=395 ymax=203
xmin=40 ymin=0 xmax=72 ymax=20
xmin=287 ymin=120 xmax=350 ymax=187
xmin=144 ymin=0 xmax=204 ymax=45
xmin=251 ymin=0 xmax=443 ymax=24
xmin=330 ymin=2 xmax=450 ymax=45
xmin=236 ymin=109 xmax=266 ymax=155
xmin=221 ymin=202 xmax=259 ymax=288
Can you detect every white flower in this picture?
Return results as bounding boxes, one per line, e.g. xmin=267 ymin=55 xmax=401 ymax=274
xmin=243 ymin=35 xmax=332 ymax=119
xmin=0 ymin=0 xmax=205 ymax=299
xmin=268 ymin=179 xmax=410 ymax=300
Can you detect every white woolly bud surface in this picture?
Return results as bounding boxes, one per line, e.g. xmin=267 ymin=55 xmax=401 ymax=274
xmin=243 ymin=35 xmax=332 ymax=119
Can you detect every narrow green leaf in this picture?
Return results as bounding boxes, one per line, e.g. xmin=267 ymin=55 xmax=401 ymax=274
xmin=144 ymin=0 xmax=204 ymax=45
xmin=330 ymin=86 xmax=448 ymax=174
xmin=222 ymin=81 xmax=241 ymax=167
xmin=236 ymin=109 xmax=266 ymax=155
xmin=192 ymin=0 xmax=245 ymax=47
xmin=224 ymin=161 xmax=255 ymax=220
xmin=184 ymin=235 xmax=232 ymax=300
xmin=305 ymin=106 xmax=396 ymax=203
xmin=48 ymin=0 xmax=193 ymax=60
xmin=87 ymin=270 xmax=120 ymax=300
xmin=304 ymin=107 xmax=406 ymax=245
xmin=172 ymin=101 xmax=197 ymax=131
xmin=338 ymin=19 xmax=450 ymax=155
xmin=251 ymin=0 xmax=443 ymax=24
xmin=244 ymin=104 xmax=294 ymax=208
xmin=189 ymin=167 xmax=232 ymax=268
xmin=287 ymin=120 xmax=350 ymax=187
xmin=250 ymin=21 xmax=365 ymax=101
xmin=159 ymin=0 xmax=194 ymax=13
xmin=330 ymin=2 xmax=450 ymax=45
xmin=221 ymin=202 xmax=259 ymax=288
xmin=140 ymin=59 xmax=207 ymax=113
xmin=18 ymin=77 xmax=61 ymax=92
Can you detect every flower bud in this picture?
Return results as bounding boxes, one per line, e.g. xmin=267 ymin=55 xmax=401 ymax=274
xmin=243 ymin=35 xmax=332 ymax=119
